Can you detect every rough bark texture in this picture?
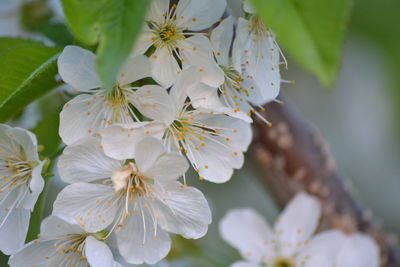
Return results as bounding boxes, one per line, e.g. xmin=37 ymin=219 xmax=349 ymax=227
xmin=251 ymin=99 xmax=400 ymax=267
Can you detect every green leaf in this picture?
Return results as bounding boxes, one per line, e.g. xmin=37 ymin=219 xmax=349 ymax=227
xmin=61 ymin=0 xmax=152 ymax=89
xmin=251 ymin=0 xmax=352 ymax=86
xmin=31 ymin=92 xmax=66 ymax=157
xmin=0 ymin=38 xmax=61 ymax=122
xmin=36 ymin=23 xmax=74 ymax=47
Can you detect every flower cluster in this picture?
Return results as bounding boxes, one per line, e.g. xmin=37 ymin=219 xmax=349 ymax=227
xmin=1 ymin=0 xmax=381 ymax=266
xmin=219 ymin=193 xmax=380 ymax=267
xmin=8 ymin=0 xmax=285 ymax=265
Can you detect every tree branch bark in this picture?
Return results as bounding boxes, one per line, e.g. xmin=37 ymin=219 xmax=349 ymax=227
xmin=251 ymin=98 xmax=400 ymax=267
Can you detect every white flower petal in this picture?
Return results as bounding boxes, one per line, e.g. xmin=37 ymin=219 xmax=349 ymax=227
xmin=187 ymin=82 xmax=227 ymax=110
xmin=183 ymin=113 xmax=251 ymax=183
xmin=232 ymin=261 xmax=259 ymax=267
xmin=8 ymin=240 xmax=57 ymax=267
xmin=5 ymin=126 xmax=39 ymax=162
xmin=274 ymin=192 xmax=321 ymax=257
xmin=21 ymin=161 xmax=45 ymax=210
xmin=131 ymin=85 xmax=176 ymax=124
xmin=336 ymin=233 xmax=380 ymax=267
xmin=200 ymin=113 xmax=252 ymax=151
xmin=153 ymin=181 xmax=211 ymax=238
xmin=302 ymin=254 xmax=333 ymax=267
xmin=85 ymin=236 xmax=116 ymax=267
xmin=211 ymin=16 xmax=234 ymax=66
xmin=147 ymin=0 xmax=170 ymax=24
xmin=243 ymin=0 xmax=255 ymax=14
xmin=249 ymin=57 xmax=281 ymax=105
xmin=0 ymin=208 xmax=30 ymax=255
xmin=101 ymin=122 xmax=167 ymax=160
xmin=57 ymin=45 xmax=101 ymax=91
xmin=134 ymin=137 xmax=165 ymax=173
xmin=53 ymin=183 xmax=119 ymax=233
xmin=118 ymin=55 xmax=151 ymax=85
xmin=151 ymin=46 xmax=181 ymax=88
xmin=175 ymin=0 xmax=226 ymax=31
xmin=146 ymin=154 xmax=189 ymax=181
xmin=40 ymin=215 xmax=85 ymax=239
xmin=186 ymin=135 xmax=243 ymax=183
xmin=297 ymin=230 xmax=346 ymax=267
xmin=116 ymin=207 xmax=171 ymax=265
xmin=133 ymin=24 xmax=154 ymax=55
xmin=235 ymin=22 xmax=281 ymax=106
xmin=169 ymin=70 xmax=192 ymax=112
xmin=179 ymin=35 xmax=225 ymax=88
xmin=219 ymin=208 xmax=273 ymax=262
xmin=232 ymin=17 xmax=250 ymax=72
xmin=58 ymin=137 xmax=123 ymax=184
xmin=59 ymin=93 xmax=108 ymax=145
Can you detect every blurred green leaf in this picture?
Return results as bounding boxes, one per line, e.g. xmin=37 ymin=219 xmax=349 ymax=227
xmin=0 ymin=38 xmax=61 ymax=122
xmin=36 ymin=23 xmax=74 ymax=47
xmin=61 ymin=0 xmax=152 ymax=89
xmin=31 ymin=92 xmax=66 ymax=157
xmin=251 ymin=0 xmax=352 ymax=86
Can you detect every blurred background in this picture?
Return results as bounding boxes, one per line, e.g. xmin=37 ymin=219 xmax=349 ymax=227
xmin=1 ymin=0 xmax=399 ymax=265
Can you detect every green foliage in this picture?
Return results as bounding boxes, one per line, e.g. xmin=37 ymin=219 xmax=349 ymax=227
xmin=36 ymin=23 xmax=74 ymax=47
xmin=251 ymin=0 xmax=352 ymax=86
xmin=0 ymin=38 xmax=61 ymax=122
xmin=32 ymin=92 xmax=66 ymax=157
xmin=61 ymin=0 xmax=152 ymax=89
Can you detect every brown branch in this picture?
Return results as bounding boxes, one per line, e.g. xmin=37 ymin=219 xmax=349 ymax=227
xmin=251 ymin=98 xmax=400 ymax=267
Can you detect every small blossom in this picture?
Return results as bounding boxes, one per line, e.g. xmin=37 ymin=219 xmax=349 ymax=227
xmin=0 ymin=124 xmax=44 ymax=254
xmin=101 ymin=85 xmax=252 ymax=183
xmin=134 ymin=0 xmax=226 ymax=88
xmin=219 ymin=192 xmax=380 ymax=267
xmin=9 ymin=215 xmax=120 ymax=267
xmin=53 ymin=137 xmax=211 ymax=265
xmin=58 ymin=45 xmax=170 ymax=145
xmin=183 ymin=15 xmax=282 ymax=125
xmin=233 ymin=1 xmax=283 ymax=106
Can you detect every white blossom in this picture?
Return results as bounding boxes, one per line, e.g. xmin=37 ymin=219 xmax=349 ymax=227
xmin=9 ymin=215 xmax=120 ymax=267
xmin=101 ymin=83 xmax=252 ymax=183
xmin=219 ymin=192 xmax=380 ymax=267
xmin=232 ymin=1 xmax=283 ymax=107
xmin=53 ymin=137 xmax=211 ymax=265
xmin=0 ymin=124 xmax=44 ymax=254
xmin=58 ymin=45 xmax=171 ymax=145
xmin=134 ymin=0 xmax=226 ymax=88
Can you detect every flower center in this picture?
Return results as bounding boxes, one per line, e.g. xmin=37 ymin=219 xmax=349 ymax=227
xmin=111 ymin=162 xmax=151 ymax=197
xmin=0 ymin=149 xmax=35 ymax=192
xmin=53 ymin=233 xmax=87 ymax=256
xmin=100 ymin=85 xmax=138 ymax=125
xmin=273 ymin=257 xmax=296 ymax=267
xmin=151 ymin=21 xmax=185 ymax=49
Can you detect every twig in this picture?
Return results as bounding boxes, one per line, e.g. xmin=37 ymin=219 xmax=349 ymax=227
xmin=251 ymin=98 xmax=400 ymax=267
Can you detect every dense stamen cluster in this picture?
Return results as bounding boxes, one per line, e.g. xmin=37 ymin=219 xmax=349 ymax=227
xmin=103 ymin=85 xmax=139 ymax=124
xmin=51 ymin=234 xmax=87 ymax=257
xmin=0 ymin=148 xmax=33 ymax=194
xmin=163 ymin=107 xmax=242 ymax=182
xmin=110 ymin=162 xmax=158 ymax=243
xmin=148 ymin=4 xmax=186 ymax=50
xmin=220 ymin=65 xmax=271 ymax=125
